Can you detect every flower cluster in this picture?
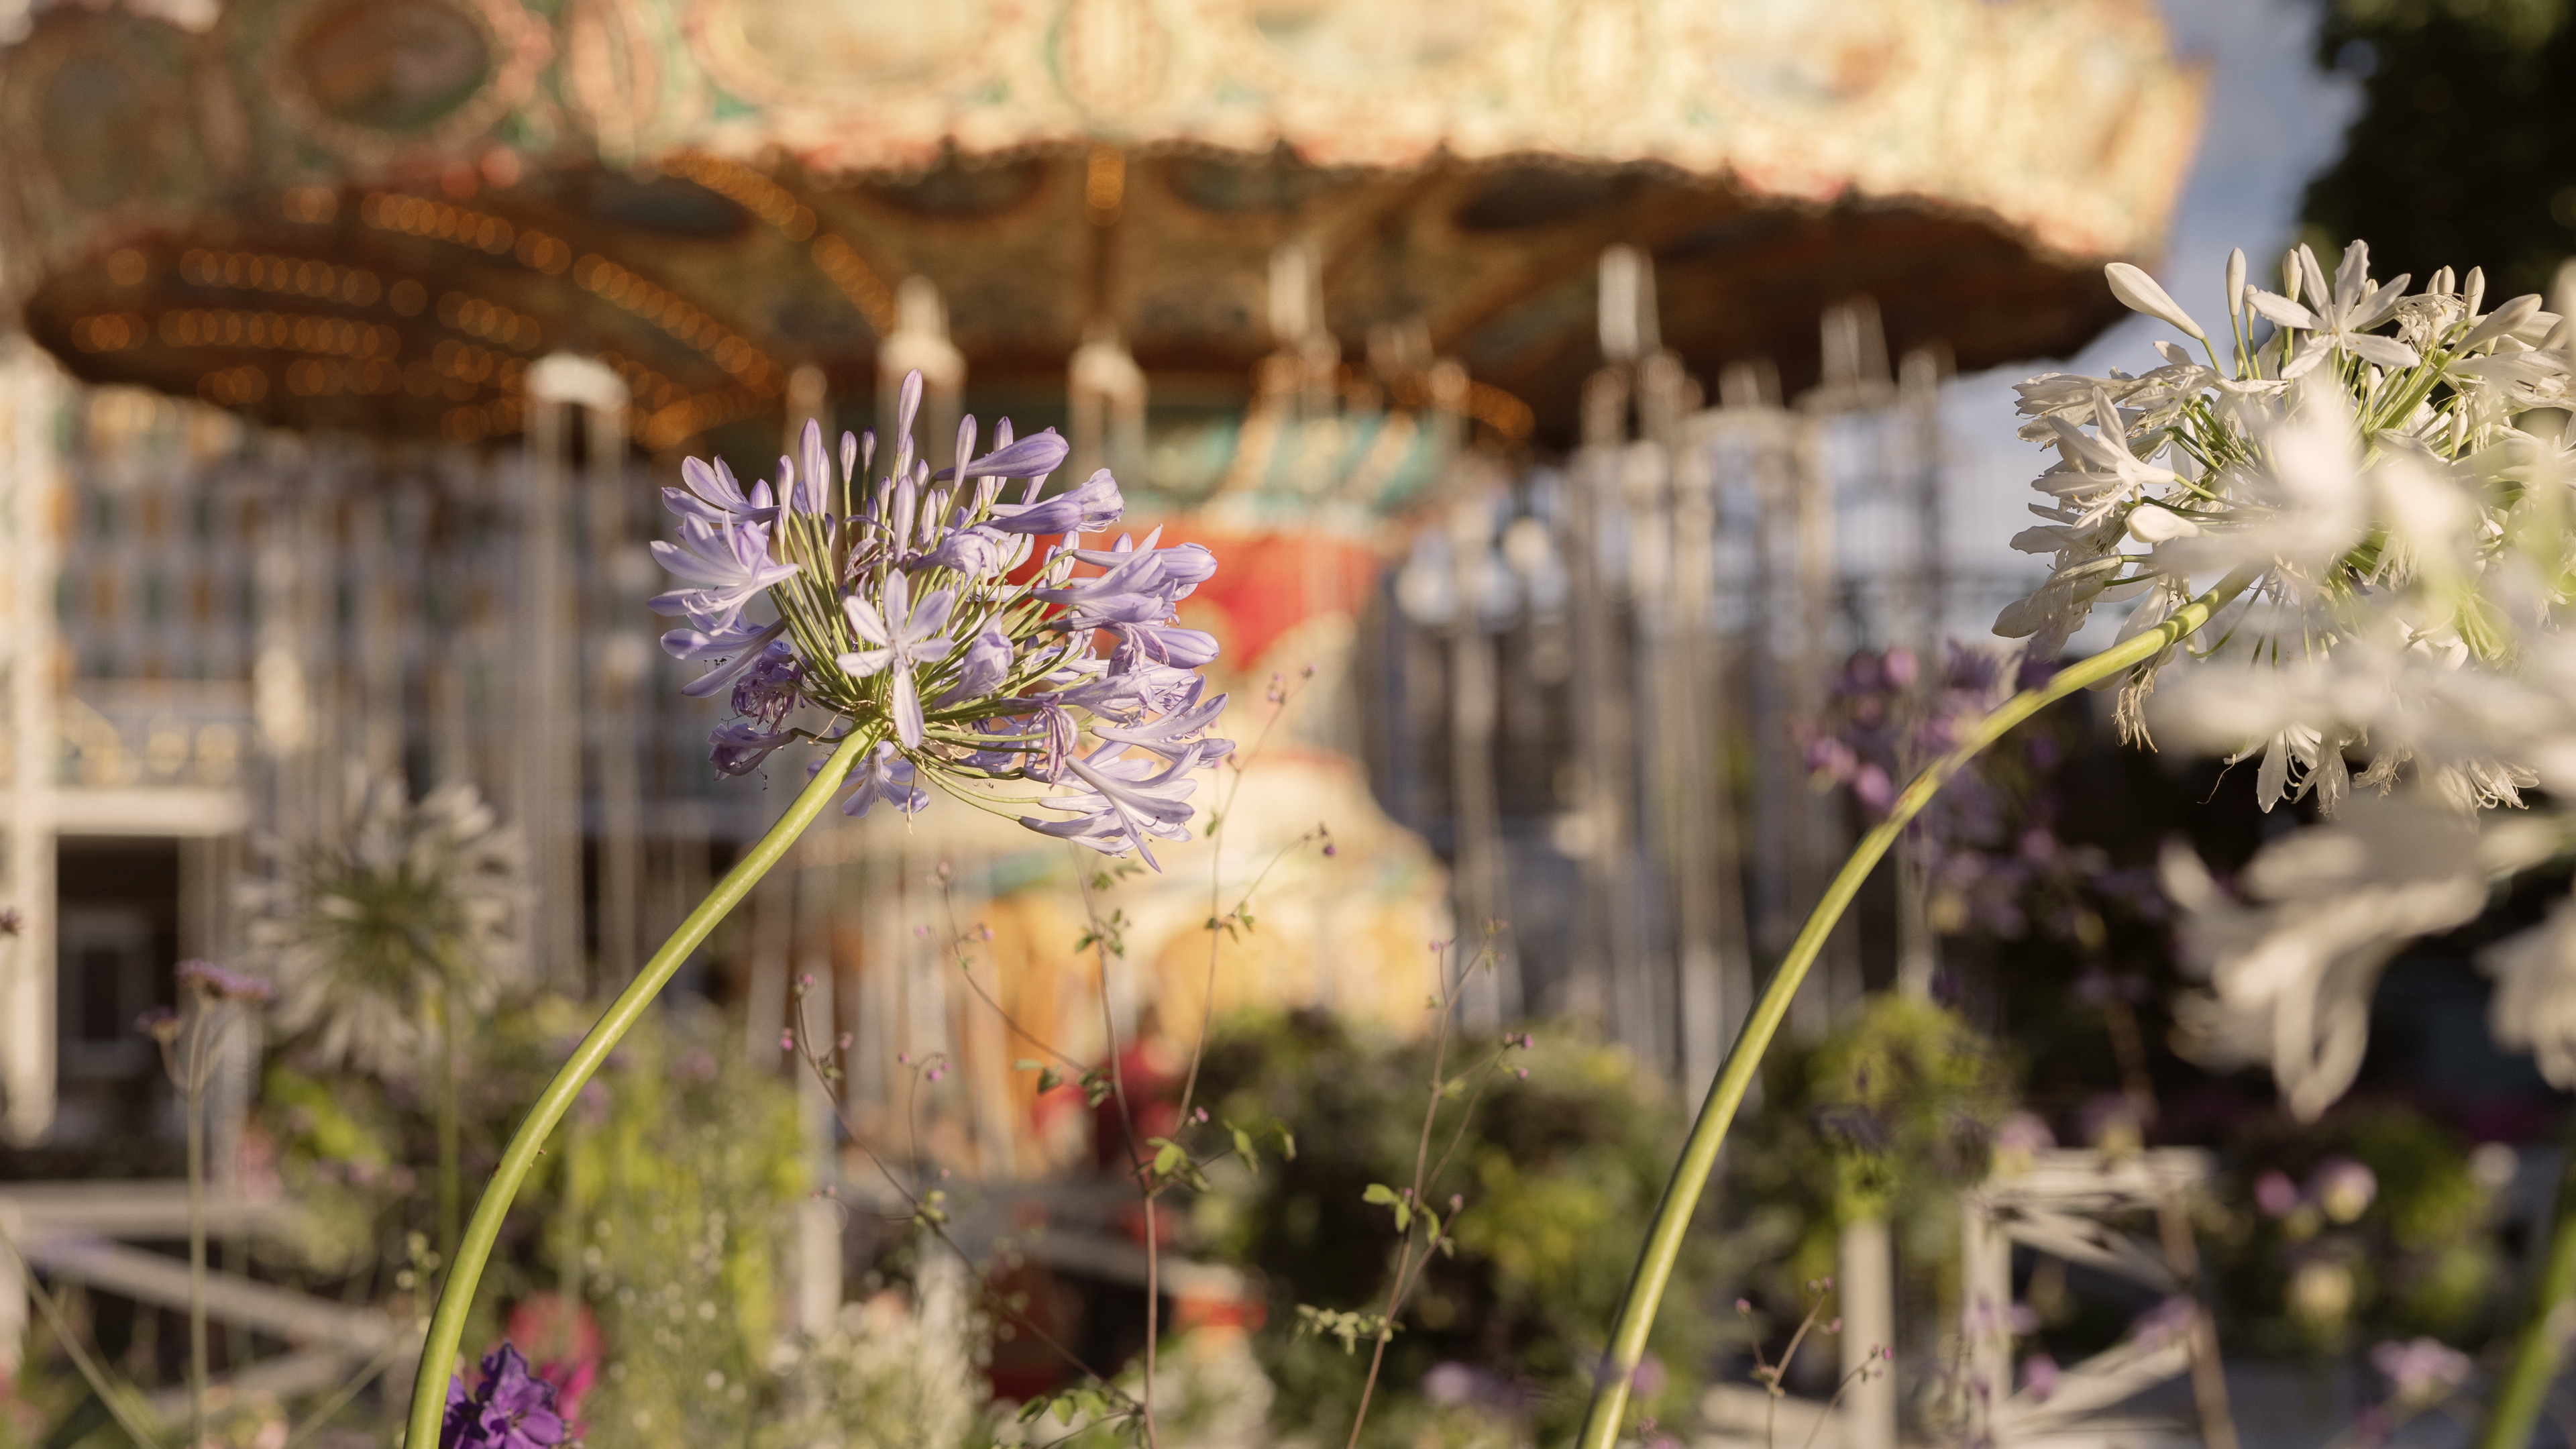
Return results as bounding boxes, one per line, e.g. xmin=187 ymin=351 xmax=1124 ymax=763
xmin=176 ymin=958 xmax=274 ymax=1003
xmin=239 ymin=772 xmax=524 ymax=1080
xmin=2000 ymin=241 xmax=2572 ymax=811
xmin=443 ymin=1343 xmax=568 ymax=1449
xmin=2371 ymin=1336 xmax=2472 ymax=1408
xmin=652 ymin=372 xmax=1231 ymax=865
xmin=2053 ymin=243 xmax=2576 ymax=1118
xmin=1803 ymin=646 xmax=2161 ymax=943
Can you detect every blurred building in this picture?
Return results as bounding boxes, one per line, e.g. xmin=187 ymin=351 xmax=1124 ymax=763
xmin=0 ymin=0 xmax=2202 ymax=1149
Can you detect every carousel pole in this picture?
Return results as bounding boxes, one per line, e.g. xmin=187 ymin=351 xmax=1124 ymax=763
xmin=521 ymin=360 xmax=590 ymax=992
xmin=0 ymin=343 xmax=61 ymax=1150
xmin=1893 ymin=347 xmax=1949 ymax=1002
xmin=584 ymin=367 xmax=641 ymax=987
xmin=1568 ymin=247 xmax=1644 ymax=1051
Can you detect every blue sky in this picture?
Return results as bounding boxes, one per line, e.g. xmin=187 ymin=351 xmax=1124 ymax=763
xmin=1939 ymin=0 xmax=2363 ymax=643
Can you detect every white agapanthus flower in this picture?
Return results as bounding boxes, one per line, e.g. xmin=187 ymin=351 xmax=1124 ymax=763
xmin=2162 ymin=798 xmax=2561 ymax=1118
xmin=1997 ymin=240 xmax=2573 ymax=810
xmin=2061 ymin=241 xmax=2576 ymax=1115
xmin=238 ymin=771 xmax=527 ymax=1079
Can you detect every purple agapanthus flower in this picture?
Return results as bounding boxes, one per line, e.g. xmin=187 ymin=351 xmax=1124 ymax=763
xmin=843 ymin=740 xmax=929 ymax=818
xmin=663 ymin=455 xmax=774 ymax=527
xmin=934 ymin=428 xmax=1071 ymax=485
xmin=949 ymin=626 xmax=1016 ymax=702
xmin=649 ymin=513 xmax=797 ymax=628
xmin=1091 ymin=692 xmax=1233 ymax=764
xmin=663 ymin=616 xmax=788 ymax=700
xmin=1020 ymin=741 xmax=1220 ymax=868
xmin=839 ymin=572 xmax=957 ymax=749
xmin=649 ymin=372 xmax=1232 ymax=866
xmin=443 ymin=1343 xmax=567 ymax=1449
xmin=917 ymin=523 xmax=1018 ymax=580
xmin=176 ymin=959 xmax=273 ymax=1003
xmin=709 ymin=716 xmax=798 ymax=777
xmin=989 ymin=469 xmax=1124 ymax=536
xmin=729 ymin=639 xmax=803 ymax=729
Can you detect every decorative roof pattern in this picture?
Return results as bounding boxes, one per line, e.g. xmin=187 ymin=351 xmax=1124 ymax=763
xmin=0 ymin=0 xmax=2203 ymax=445
xmin=671 ymin=0 xmax=2200 ymax=264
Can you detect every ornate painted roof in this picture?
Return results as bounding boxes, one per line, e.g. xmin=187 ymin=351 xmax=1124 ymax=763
xmin=0 ymin=0 xmax=2203 ymax=445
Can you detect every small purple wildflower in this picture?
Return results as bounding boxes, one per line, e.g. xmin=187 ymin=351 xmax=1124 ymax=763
xmin=176 ymin=959 xmax=273 ymax=1003
xmin=2371 ymin=1336 xmax=2471 ymax=1406
xmin=2020 ymin=1352 xmax=2059 ymax=1401
xmin=2254 ymin=1169 xmax=2300 ymax=1218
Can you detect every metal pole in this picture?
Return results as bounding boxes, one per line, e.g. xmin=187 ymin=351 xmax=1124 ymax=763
xmin=518 ymin=390 xmax=584 ymax=991
xmin=588 ymin=389 xmax=641 ymax=987
xmin=0 ymin=345 xmax=60 ymax=1146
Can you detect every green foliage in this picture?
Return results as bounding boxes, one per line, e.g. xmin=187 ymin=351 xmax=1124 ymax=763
xmin=2305 ymin=0 xmax=2576 ymax=300
xmin=1802 ymin=998 xmax=2015 ymax=1224
xmin=761 ymin=1285 xmax=995 ymax=1449
xmin=2203 ymin=1104 xmax=2506 ymax=1357
xmin=1720 ymin=998 xmax=2015 ymax=1324
xmin=551 ymin=1000 xmax=805 ymax=1449
xmin=254 ymin=992 xmax=585 ymax=1292
xmin=258 ymin=991 xmax=968 ymax=1449
xmin=1194 ymin=1010 xmax=1717 ymax=1447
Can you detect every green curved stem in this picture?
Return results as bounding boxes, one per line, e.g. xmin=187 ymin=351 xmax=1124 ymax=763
xmin=404 ymin=731 xmax=871 ymax=1449
xmin=1573 ymin=565 xmax=2257 ymax=1449
xmin=2474 ymin=1120 xmax=2576 ymax=1449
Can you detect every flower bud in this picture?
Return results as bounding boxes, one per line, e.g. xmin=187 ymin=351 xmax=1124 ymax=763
xmin=2104 ymin=262 xmax=2206 ymax=343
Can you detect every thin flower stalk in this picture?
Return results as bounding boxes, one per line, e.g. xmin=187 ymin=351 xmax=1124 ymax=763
xmin=1340 ymin=941 xmax=1513 ymax=1449
xmin=1574 ymin=565 xmax=2255 ymax=1449
xmin=1589 ymin=239 xmax=2571 ymax=1447
xmin=409 ymin=380 xmax=1230 ymax=1449
xmin=2476 ymin=1136 xmax=2576 ymax=1449
xmin=782 ymin=980 xmax=1142 ymax=1429
xmin=403 ymin=731 xmax=871 ymax=1449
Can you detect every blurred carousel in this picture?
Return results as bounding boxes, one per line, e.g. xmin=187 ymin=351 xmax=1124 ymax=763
xmin=0 ymin=0 xmax=2201 ymax=1189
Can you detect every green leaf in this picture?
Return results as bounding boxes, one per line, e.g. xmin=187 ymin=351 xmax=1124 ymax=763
xmin=1231 ymin=1125 xmax=1257 ymax=1172
xmin=1362 ymin=1183 xmax=1400 ymax=1206
xmin=1012 ymin=1058 xmax=1045 ymax=1072
xmin=1150 ymin=1138 xmax=1187 ymax=1179
xmin=1276 ymin=1126 xmax=1297 ymax=1161
xmin=1037 ymin=1067 xmax=1065 ymax=1093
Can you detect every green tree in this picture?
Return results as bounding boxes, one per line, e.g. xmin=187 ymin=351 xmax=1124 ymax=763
xmin=2302 ymin=0 xmax=2576 ymax=299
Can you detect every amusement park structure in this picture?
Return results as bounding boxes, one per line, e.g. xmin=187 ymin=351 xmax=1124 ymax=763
xmin=0 ymin=0 xmax=2208 ymax=1439
xmin=0 ymin=0 xmax=2202 ymax=1132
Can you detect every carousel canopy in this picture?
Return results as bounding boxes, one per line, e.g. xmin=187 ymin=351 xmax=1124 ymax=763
xmin=0 ymin=0 xmax=2202 ymax=447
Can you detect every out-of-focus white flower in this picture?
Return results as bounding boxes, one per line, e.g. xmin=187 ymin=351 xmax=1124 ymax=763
xmin=239 ymin=769 xmax=527 ymax=1079
xmin=2482 ymin=893 xmax=2576 ymax=1087
xmin=2162 ymin=796 xmax=2553 ymax=1119
xmin=2015 ymin=238 xmax=2576 ymax=1122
